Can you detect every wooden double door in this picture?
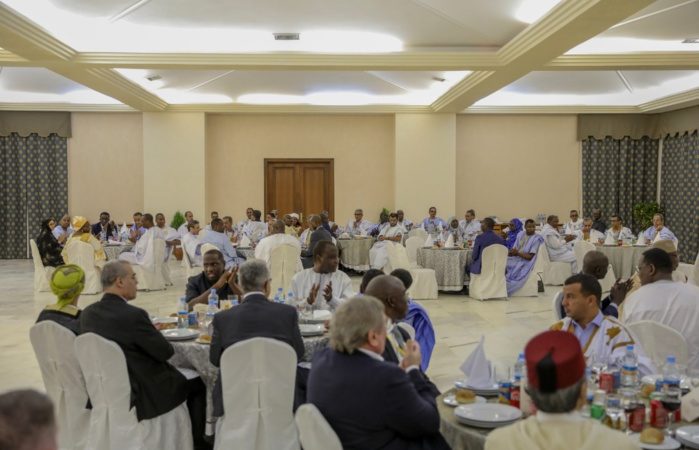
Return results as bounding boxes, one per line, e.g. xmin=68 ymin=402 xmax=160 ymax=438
xmin=264 ymin=159 xmax=334 ymax=223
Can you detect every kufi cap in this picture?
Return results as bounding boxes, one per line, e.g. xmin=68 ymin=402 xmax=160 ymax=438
xmin=71 ymin=216 xmax=87 ymax=230
xmin=652 ymin=239 xmax=677 ymax=253
xmin=525 ymin=331 xmax=585 ymax=393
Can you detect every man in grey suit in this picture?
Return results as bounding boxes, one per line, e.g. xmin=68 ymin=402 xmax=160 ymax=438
xmin=301 ymin=214 xmax=332 ymax=268
xmin=209 ymin=259 xmax=304 ymax=417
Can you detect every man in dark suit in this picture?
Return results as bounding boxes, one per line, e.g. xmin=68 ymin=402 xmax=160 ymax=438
xmin=209 ymin=259 xmax=304 ymax=417
xmin=301 ymin=214 xmax=332 ymax=269
xmin=90 ymin=211 xmax=118 ymax=240
xmin=79 ymin=261 xmax=209 ymax=450
xmin=307 ymin=296 xmax=449 ymax=450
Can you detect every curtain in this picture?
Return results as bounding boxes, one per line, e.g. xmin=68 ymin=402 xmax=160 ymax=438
xmin=582 ymin=136 xmax=658 ymax=233
xmin=660 ymin=132 xmax=699 ymax=264
xmin=0 ymin=133 xmax=68 ymax=259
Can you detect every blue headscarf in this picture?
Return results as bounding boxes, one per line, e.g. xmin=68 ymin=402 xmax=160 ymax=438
xmin=505 ymin=218 xmax=523 ymax=249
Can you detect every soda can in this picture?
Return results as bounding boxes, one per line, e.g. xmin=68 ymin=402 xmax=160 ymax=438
xmin=650 ymin=393 xmax=667 ymax=428
xmin=628 ymin=403 xmax=645 ymax=432
xmin=611 ymin=369 xmax=621 ymax=390
xmin=599 ymin=372 xmax=615 ymax=393
xmin=188 ymin=311 xmax=197 ymax=327
xmin=509 ymin=384 xmax=520 ymax=408
xmin=498 ymin=381 xmax=511 ymax=404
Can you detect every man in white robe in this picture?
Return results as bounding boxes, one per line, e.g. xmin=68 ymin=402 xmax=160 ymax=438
xmin=291 ymin=241 xmax=354 ymax=312
xmin=458 ymin=209 xmax=481 ymax=241
xmin=542 ymin=215 xmax=577 ymax=272
xmin=241 ymin=210 xmax=268 ymax=244
xmin=573 ymin=218 xmax=605 ymax=244
xmin=200 ymin=218 xmax=244 ymax=269
xmin=154 ymin=213 xmax=180 ymax=261
xmin=640 ymin=213 xmax=678 ymax=246
xmin=551 ymin=273 xmax=654 ymax=376
xmin=622 ymin=248 xmax=699 ymax=371
xmin=486 ymin=330 xmax=638 ymax=450
xmin=236 ymin=207 xmax=254 ymax=234
xmin=368 ymin=213 xmax=404 ymax=270
xmin=254 ymin=219 xmax=302 ymax=271
xmin=181 ymin=220 xmax=202 ymax=267
xmin=396 ymin=210 xmax=412 ymax=232
xmin=605 ymin=214 xmax=634 ymax=243
xmin=345 ymin=209 xmax=373 ymax=236
xmin=176 ymin=210 xmax=194 ymax=237
xmin=119 ymin=213 xmax=157 ymax=271
xmin=562 ymin=209 xmax=583 ymax=235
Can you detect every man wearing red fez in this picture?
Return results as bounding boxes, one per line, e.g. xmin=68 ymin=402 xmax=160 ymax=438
xmin=485 ymin=331 xmax=638 ymax=450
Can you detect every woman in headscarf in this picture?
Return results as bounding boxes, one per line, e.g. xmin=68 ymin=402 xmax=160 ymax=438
xmin=36 ymin=264 xmax=85 ymax=334
xmin=36 ymin=218 xmax=64 ymax=267
xmin=290 ymin=213 xmax=303 ymax=236
xmin=504 ymin=218 xmax=523 ymax=250
xmin=61 ymin=216 xmax=106 ymax=267
xmin=443 ymin=216 xmax=464 ymax=245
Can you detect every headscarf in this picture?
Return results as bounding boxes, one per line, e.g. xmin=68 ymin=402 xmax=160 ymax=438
xmin=71 ymin=216 xmax=88 ymax=231
xmin=50 ymin=264 xmax=85 ymax=308
xmin=447 ymin=216 xmax=459 ymax=230
xmin=505 ymin=218 xmax=523 ymax=249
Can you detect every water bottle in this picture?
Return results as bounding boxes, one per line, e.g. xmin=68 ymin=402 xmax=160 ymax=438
xmin=274 ymin=288 xmax=284 ymax=303
xmin=510 ymin=353 xmax=525 ymax=408
xmin=513 ymin=353 xmax=525 ymax=382
xmin=286 ymin=291 xmax=295 ymax=305
xmin=620 ymin=345 xmax=639 ymax=388
xmin=662 ymin=355 xmax=681 ymax=390
xmin=204 ymin=311 xmax=215 ymax=338
xmin=208 ymin=288 xmax=219 ymax=313
xmin=177 ymin=296 xmax=188 ymax=329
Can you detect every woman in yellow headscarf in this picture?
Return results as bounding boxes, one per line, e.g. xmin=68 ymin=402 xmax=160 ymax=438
xmin=36 ymin=264 xmax=85 ymax=334
xmin=61 ymin=216 xmax=106 ymax=267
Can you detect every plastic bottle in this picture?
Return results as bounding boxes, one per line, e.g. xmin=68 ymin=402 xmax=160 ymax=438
xmin=207 ymin=288 xmax=219 ymax=313
xmin=510 ymin=353 xmax=525 ymax=408
xmin=662 ymin=355 xmax=681 ymax=390
xmin=286 ymin=291 xmax=295 ymax=305
xmin=620 ymin=345 xmax=638 ymax=388
xmin=177 ymin=296 xmax=188 ymax=329
xmin=274 ymin=288 xmax=284 ymax=303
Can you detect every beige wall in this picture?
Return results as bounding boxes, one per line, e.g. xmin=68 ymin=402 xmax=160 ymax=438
xmin=143 ymin=112 xmax=206 ymax=222
xmin=205 ymin=114 xmax=395 ymax=224
xmin=68 ymin=113 xmax=143 ymax=224
xmin=456 ymin=115 xmax=581 ymax=222
xmin=395 ymin=114 xmax=456 ymax=221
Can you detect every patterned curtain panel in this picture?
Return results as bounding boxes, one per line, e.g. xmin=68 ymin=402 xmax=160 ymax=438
xmin=0 ymin=133 xmax=68 ymax=259
xmin=661 ymin=132 xmax=699 ymax=264
xmin=582 ymin=136 xmax=658 ymax=233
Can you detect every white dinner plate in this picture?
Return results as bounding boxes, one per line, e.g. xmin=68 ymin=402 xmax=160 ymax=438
xmin=454 ymin=380 xmax=500 ymax=396
xmin=454 ymin=403 xmax=522 ymax=428
xmin=162 ymin=328 xmax=199 ymax=341
xmin=299 ymin=324 xmax=325 ymax=337
xmin=677 ymin=426 xmax=699 ymax=449
xmin=152 ymin=316 xmax=177 ymax=324
xmin=629 ymin=433 xmax=680 ymax=450
xmin=442 ymin=394 xmax=486 ymax=407
xmin=303 ymin=310 xmax=332 ymax=324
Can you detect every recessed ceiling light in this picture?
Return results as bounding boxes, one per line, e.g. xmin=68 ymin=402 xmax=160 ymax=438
xmin=432 ymin=76 xmax=446 ymax=82
xmin=682 ymin=38 xmax=699 ymax=44
xmin=274 ymin=33 xmax=300 ymax=41
xmin=145 ymin=75 xmax=162 ymax=82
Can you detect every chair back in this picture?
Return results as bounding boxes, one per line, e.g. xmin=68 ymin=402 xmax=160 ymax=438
xmin=539 ymin=242 xmax=572 ymax=286
xmin=29 ymin=238 xmax=45 ymax=271
xmin=201 ymin=243 xmax=219 ymax=256
xmin=552 ymin=291 xmax=564 ymax=321
xmin=599 ymin=264 xmax=616 ymax=293
xmin=294 ymin=404 xmax=342 ymax=450
xmin=74 ymin=333 xmax=142 ymax=450
xmin=386 ymin=243 xmax=411 ymax=271
xmin=396 ymin=322 xmax=416 ymax=340
xmin=181 ymin=243 xmax=194 ymax=269
xmin=30 ymin=322 xmax=90 ymax=450
xmin=269 ymin=244 xmax=301 ymax=296
xmin=30 ymin=239 xmax=53 ymax=292
xmin=215 ymin=338 xmax=299 ymax=450
xmin=627 ymin=320 xmax=689 ymax=367
xmin=573 ymin=240 xmax=595 ymax=273
xmin=408 ymin=228 xmax=428 ymax=240
xmin=470 ymin=245 xmax=508 ymax=300
xmin=405 ymin=237 xmax=422 ymax=265
xmin=63 ymin=241 xmax=101 ymax=294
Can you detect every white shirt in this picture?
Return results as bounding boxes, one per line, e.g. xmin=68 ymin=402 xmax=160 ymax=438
xmin=345 ymin=218 xmax=373 ymax=236
xmin=541 ymin=224 xmax=574 ymax=260
xmin=290 ymin=268 xmax=355 ymax=311
xmin=623 ymin=279 xmax=699 ymax=371
xmin=378 ymin=224 xmax=403 ymax=239
xmin=177 ymin=223 xmax=189 ymax=237
xmin=605 ymin=227 xmax=634 ymax=242
xmin=52 ymin=225 xmax=73 ymax=240
xmin=574 ymin=229 xmax=605 ymax=243
xmin=181 ymin=232 xmax=202 ymax=266
xmin=242 ymin=221 xmax=268 ymax=243
xmin=254 ymin=232 xmax=302 ymax=270
xmin=563 ymin=219 xmax=584 ymax=235
xmin=458 ymin=219 xmax=481 ymax=240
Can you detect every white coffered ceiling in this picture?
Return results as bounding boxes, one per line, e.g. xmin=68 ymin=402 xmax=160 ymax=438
xmin=0 ymin=0 xmax=697 ymax=113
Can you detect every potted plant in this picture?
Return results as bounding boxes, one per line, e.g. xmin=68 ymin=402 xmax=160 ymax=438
xmin=170 ymin=211 xmax=186 ymax=261
xmin=632 ymin=202 xmax=663 ymax=234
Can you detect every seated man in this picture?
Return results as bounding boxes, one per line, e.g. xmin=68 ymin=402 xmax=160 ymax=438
xmin=442 ymin=216 xmax=464 ymax=244
xmin=53 ymin=214 xmax=73 ymax=245
xmin=119 ymin=213 xmax=159 ymax=270
xmin=0 ymin=389 xmax=58 ymax=450
xmin=292 ymin=240 xmax=354 ymax=312
xmin=241 ymin=210 xmax=268 ymax=244
xmin=62 ymin=216 xmax=106 ymax=267
xmin=209 ymin=259 xmax=304 ymax=417
xmin=221 ymin=216 xmax=236 ymax=241
xmin=591 ymin=208 xmax=607 ymax=234
xmin=345 ymin=209 xmax=373 ymax=236
xmin=185 ymin=249 xmax=242 ymax=311
xmin=319 ymin=210 xmax=339 ymax=236
xmin=641 ymin=212 xmax=677 ymax=244
xmin=91 ymin=211 xmax=119 ymax=241
xmin=205 ymin=211 xmax=219 ymax=230
xmin=469 ymin=218 xmax=506 ymax=276
xmin=200 ymin=218 xmax=245 ymax=269
xmin=254 ymin=219 xmax=302 ymax=270
xmin=236 ymin=207 xmax=254 ymax=234
xmin=505 ymin=219 xmax=544 ymax=296
xmin=486 ymin=330 xmax=638 ymax=450
xmin=552 ymin=273 xmax=653 ymax=375
xmin=368 ymin=212 xmax=403 ymax=270
xmin=420 ymin=206 xmax=446 ymax=235
xmin=458 ymin=209 xmax=481 ymax=242
xmin=36 ymin=264 xmax=85 ymax=335
xmin=155 ymin=212 xmax=181 ymax=249
xmin=574 ymin=217 xmax=605 ymax=244
xmin=300 ymin=215 xmax=332 ymax=269
xmin=80 ymin=261 xmax=208 ymax=449
xmin=359 ymin=269 xmax=385 ymax=294
xmin=605 ymin=214 xmax=634 ymax=243
xmin=541 ymin=215 xmax=577 ymax=273
xmin=129 ymin=212 xmax=146 ymax=242
xmin=622 ymin=248 xmax=699 ymax=371
xmin=181 ymin=220 xmax=202 ymax=266
xmin=563 ymin=209 xmax=583 ymax=235
xmin=396 ymin=209 xmax=412 ymax=232
xmin=307 ymin=296 xmax=449 ymax=450
xmin=177 ymin=210 xmax=194 ymax=237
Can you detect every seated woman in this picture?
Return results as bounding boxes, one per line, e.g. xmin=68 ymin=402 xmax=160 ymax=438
xmin=368 ymin=212 xmax=403 ymax=270
xmin=61 ymin=216 xmax=106 ymax=268
xmin=36 ymin=264 xmax=85 ymax=334
xmin=283 ymin=214 xmax=299 ymax=237
xmin=442 ymin=217 xmax=464 ymax=245
xmin=504 ymin=218 xmax=523 ymax=250
xmin=505 ymin=219 xmax=544 ymax=296
xmin=289 ymin=213 xmax=303 ymax=236
xmin=36 ymin=218 xmax=64 ymax=267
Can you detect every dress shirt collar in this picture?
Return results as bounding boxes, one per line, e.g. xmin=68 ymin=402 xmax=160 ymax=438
xmin=536 ymin=411 xmax=583 ymax=423
xmin=242 ymin=291 xmax=266 ymax=301
xmin=357 ymin=348 xmax=384 ymax=362
xmin=572 ymin=310 xmax=604 ymax=331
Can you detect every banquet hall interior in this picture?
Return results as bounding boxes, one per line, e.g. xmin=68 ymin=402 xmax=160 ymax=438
xmin=1 ymin=0 xmax=699 ymax=449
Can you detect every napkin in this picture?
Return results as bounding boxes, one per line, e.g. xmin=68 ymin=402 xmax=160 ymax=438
xmin=119 ymin=222 xmax=129 ymax=240
xmin=460 ymin=336 xmax=494 ymax=388
xmin=239 ymin=235 xmax=252 ymax=247
xmin=604 ymin=233 xmax=616 ymax=245
xmin=682 ymin=387 xmax=699 ymax=422
xmin=444 ymin=234 xmax=455 ymax=248
xmin=423 ymin=235 xmax=434 ymax=247
xmin=339 ymin=232 xmax=350 ymax=239
xmin=635 ymin=234 xmax=647 ymax=246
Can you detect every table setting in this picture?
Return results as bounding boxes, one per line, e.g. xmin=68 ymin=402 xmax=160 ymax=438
xmin=416 ymin=242 xmax=472 ymax=291
xmin=336 ymin=235 xmax=375 ymax=272
xmin=103 ymin=241 xmax=134 ymax=260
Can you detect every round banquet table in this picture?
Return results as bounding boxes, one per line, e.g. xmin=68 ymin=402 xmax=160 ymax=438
xmin=236 ymin=247 xmax=255 ymax=260
xmin=417 ymin=248 xmax=472 ymax=291
xmin=596 ymin=245 xmax=648 ymax=279
xmin=336 ymin=237 xmax=375 ymax=272
xmin=437 ymin=389 xmax=491 ymax=450
xmin=103 ymin=243 xmax=133 ymax=260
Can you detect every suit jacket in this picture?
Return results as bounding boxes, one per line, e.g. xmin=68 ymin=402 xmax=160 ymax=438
xmin=91 ymin=222 xmax=117 ymax=238
xmin=209 ymin=293 xmax=304 ymax=416
xmin=308 ymin=348 xmax=449 ymax=450
xmin=79 ymin=293 xmax=188 ymax=421
xmin=301 ymin=227 xmax=332 ymax=258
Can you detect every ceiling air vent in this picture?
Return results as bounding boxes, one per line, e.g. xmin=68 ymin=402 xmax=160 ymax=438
xmin=682 ymin=38 xmax=699 ymax=44
xmin=274 ymin=33 xmax=300 ymax=41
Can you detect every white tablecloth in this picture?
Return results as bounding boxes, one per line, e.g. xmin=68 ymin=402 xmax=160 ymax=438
xmin=336 ymin=238 xmax=375 ymax=272
xmin=103 ymin=244 xmax=133 ymax=260
xmin=596 ymin=245 xmax=648 ymax=279
xmin=417 ymin=248 xmax=472 ymax=291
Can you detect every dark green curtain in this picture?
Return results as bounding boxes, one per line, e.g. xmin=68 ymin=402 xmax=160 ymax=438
xmin=0 ymin=133 xmax=68 ymax=259
xmin=661 ymin=132 xmax=699 ymax=264
xmin=582 ymin=136 xmax=658 ymax=233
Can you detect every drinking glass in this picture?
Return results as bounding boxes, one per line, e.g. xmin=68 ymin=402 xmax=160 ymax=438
xmin=662 ymin=387 xmax=682 ymax=437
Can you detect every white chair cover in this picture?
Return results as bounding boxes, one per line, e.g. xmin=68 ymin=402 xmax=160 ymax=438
xmin=405 ymin=236 xmax=423 ymax=268
xmin=627 ymin=320 xmax=689 ymax=368
xmin=552 ymin=291 xmax=564 ymax=321
xmin=181 ymin=245 xmax=202 ymax=278
xmin=74 ymin=333 xmax=193 ymax=450
xmin=62 ymin=240 xmax=102 ymax=294
xmin=469 ymin=245 xmax=508 ymax=300
xmin=133 ymin=239 xmax=166 ymax=291
xmin=294 ymin=404 xmax=342 ymax=450
xmin=693 ymin=251 xmax=699 ymax=286
xmin=30 ymin=239 xmax=55 ymax=292
xmin=269 ymin=244 xmax=301 ymax=297
xmin=510 ymin=249 xmax=544 ymax=297
xmin=539 ymin=245 xmax=572 ymax=286
xmin=30 ymin=322 xmax=90 ymax=450
xmin=573 ymin=240 xmax=596 ymax=274
xmin=386 ymin=244 xmax=438 ymax=300
xmin=408 ymin=228 xmax=428 ymax=240
xmin=599 ymin=264 xmax=616 ymax=294
xmin=396 ymin=322 xmax=416 ymax=340
xmin=214 ymin=338 xmax=299 ymax=450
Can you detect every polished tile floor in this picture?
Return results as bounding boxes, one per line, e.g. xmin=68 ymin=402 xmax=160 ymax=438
xmin=0 ymin=259 xmax=555 ymax=393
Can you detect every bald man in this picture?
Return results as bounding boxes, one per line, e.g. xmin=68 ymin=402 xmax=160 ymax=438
xmin=254 ymin=219 xmax=302 ymax=270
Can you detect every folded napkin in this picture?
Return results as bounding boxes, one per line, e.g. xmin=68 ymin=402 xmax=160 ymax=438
xmin=604 ymin=234 xmax=616 ymax=245
xmin=239 ymin=235 xmax=252 ymax=247
xmin=423 ymin=235 xmax=434 ymax=247
xmin=339 ymin=232 xmax=350 ymax=239
xmin=460 ymin=336 xmax=494 ymax=388
xmin=635 ymin=234 xmax=647 ymax=246
xmin=682 ymin=387 xmax=699 ymax=422
xmin=444 ymin=234 xmax=455 ymax=248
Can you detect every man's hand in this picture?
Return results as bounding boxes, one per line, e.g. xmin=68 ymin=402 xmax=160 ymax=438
xmin=307 ymin=283 xmax=319 ymax=305
xmin=214 ymin=270 xmax=232 ymax=290
xmin=564 ymin=235 xmax=576 ymax=243
xmin=378 ymin=235 xmax=385 ymax=241
xmin=400 ymin=340 xmax=422 ymax=370
xmin=227 ymin=266 xmax=243 ymax=296
xmin=323 ymin=281 xmax=333 ymax=302
xmin=610 ymin=278 xmax=633 ymax=306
